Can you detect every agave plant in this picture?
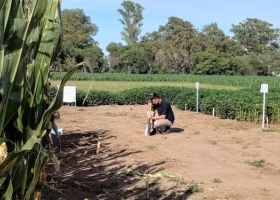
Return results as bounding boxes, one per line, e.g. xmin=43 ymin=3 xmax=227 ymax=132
xmin=0 ymin=0 xmax=82 ymax=199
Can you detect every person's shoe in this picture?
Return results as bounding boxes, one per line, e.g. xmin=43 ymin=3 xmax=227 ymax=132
xmin=150 ymin=128 xmax=157 ymax=135
xmin=163 ymin=126 xmax=171 ymax=134
xmin=155 ymin=128 xmax=163 ymax=134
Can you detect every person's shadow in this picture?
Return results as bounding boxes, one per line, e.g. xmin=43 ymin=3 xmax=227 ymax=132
xmin=150 ymin=127 xmax=184 ymax=136
xmin=170 ymin=127 xmax=184 ymax=133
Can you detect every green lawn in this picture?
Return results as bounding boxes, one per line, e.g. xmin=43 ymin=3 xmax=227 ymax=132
xmin=51 ymin=81 xmax=243 ymax=92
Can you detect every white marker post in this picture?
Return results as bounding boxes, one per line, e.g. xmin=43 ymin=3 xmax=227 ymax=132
xmin=195 ymin=82 xmax=199 ymax=113
xmin=260 ymin=84 xmax=268 ymax=129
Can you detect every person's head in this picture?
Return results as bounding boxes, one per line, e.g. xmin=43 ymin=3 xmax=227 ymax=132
xmin=149 ymin=92 xmax=160 ymax=105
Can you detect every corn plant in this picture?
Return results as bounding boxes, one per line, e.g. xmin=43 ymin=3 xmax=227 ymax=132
xmin=0 ymin=0 xmax=82 ymax=199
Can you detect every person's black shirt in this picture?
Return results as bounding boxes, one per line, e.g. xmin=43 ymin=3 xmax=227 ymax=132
xmin=156 ymin=99 xmax=175 ymax=123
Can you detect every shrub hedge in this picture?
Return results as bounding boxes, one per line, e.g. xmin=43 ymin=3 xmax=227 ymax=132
xmin=56 ymin=86 xmax=280 ymax=123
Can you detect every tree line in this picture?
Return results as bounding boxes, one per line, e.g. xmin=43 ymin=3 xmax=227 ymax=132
xmin=52 ymin=1 xmax=280 ymax=76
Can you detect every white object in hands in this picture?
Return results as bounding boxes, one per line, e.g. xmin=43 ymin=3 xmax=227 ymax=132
xmin=144 ymin=123 xmax=151 ymax=136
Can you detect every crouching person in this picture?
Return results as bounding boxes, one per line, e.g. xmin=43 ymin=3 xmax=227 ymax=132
xmin=148 ymin=93 xmax=175 ymax=134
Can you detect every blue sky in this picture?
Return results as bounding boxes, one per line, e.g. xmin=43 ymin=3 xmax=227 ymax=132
xmin=61 ymin=0 xmax=280 ymax=55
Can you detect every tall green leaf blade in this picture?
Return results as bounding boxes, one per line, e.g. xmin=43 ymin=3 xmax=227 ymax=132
xmin=0 ymin=151 xmax=25 ymax=177
xmin=0 ymin=0 xmax=11 ymax=33
xmin=0 ymin=0 xmax=8 ymax=12
xmin=3 ymin=61 xmax=25 ymax=128
xmin=0 ymin=177 xmax=6 ymax=186
xmin=24 ymin=149 xmax=49 ymax=200
xmin=22 ymin=63 xmax=83 ymax=150
xmin=21 ymin=0 xmax=57 ymax=131
xmin=51 ymin=0 xmax=63 ymax=63
xmin=0 ymin=12 xmax=29 ymax=134
xmin=14 ymin=0 xmax=47 ymax=134
xmin=0 ymin=0 xmax=11 ymax=77
xmin=2 ymin=179 xmax=13 ymax=200
xmin=11 ymin=158 xmax=24 ymax=191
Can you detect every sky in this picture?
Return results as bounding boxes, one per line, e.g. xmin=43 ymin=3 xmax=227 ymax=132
xmin=61 ymin=0 xmax=280 ymax=55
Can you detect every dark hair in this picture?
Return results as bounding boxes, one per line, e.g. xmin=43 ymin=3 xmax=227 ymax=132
xmin=149 ymin=92 xmax=160 ymax=100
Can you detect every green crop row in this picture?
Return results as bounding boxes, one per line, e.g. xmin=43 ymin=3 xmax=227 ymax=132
xmin=50 ymin=72 xmax=280 ymax=88
xmin=54 ymin=86 xmax=280 ymax=124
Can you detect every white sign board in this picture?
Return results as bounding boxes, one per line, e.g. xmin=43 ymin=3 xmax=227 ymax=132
xmin=195 ymin=82 xmax=199 ymax=89
xmin=260 ymin=84 xmax=268 ymax=93
xmin=63 ymin=86 xmax=76 ymax=103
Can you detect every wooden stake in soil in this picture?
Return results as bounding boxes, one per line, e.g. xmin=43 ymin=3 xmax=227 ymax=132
xmin=146 ymin=170 xmax=149 ymax=199
xmin=266 ymin=117 xmax=268 ymax=128
xmin=96 ymin=137 xmax=101 ymax=155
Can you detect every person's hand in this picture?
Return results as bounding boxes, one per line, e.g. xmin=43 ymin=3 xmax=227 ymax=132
xmin=149 ymin=116 xmax=154 ymax=120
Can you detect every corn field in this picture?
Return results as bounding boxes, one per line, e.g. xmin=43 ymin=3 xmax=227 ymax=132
xmin=50 ymin=72 xmax=280 ymax=88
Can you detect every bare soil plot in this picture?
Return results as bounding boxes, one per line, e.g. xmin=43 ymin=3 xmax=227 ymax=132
xmin=42 ymin=105 xmax=280 ymax=200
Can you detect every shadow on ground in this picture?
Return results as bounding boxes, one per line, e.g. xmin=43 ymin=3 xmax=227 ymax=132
xmin=42 ymin=130 xmax=199 ymax=200
xmin=171 ymin=127 xmax=184 ymax=133
xmin=150 ymin=127 xmax=184 ymax=136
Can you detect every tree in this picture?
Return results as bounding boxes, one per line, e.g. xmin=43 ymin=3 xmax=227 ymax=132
xmin=148 ymin=17 xmax=200 ymax=73
xmin=254 ymin=51 xmax=280 ymax=75
xmin=117 ymin=42 xmax=155 ymax=73
xmin=199 ymin=23 xmax=226 ymax=52
xmin=219 ymin=38 xmax=244 ymax=57
xmin=106 ymin=42 xmax=126 ymax=57
xmin=118 ymin=0 xmax=144 ymax=45
xmin=191 ymin=52 xmax=246 ymax=75
xmin=198 ymin=23 xmax=245 ymax=57
xmin=57 ymin=9 xmax=104 ymax=72
xmin=231 ymin=18 xmax=280 ymax=54
xmin=154 ymin=49 xmax=191 ymax=74
xmin=81 ymin=44 xmax=104 ymax=73
xmin=157 ymin=17 xmax=198 ymax=50
xmin=269 ymin=52 xmax=280 ymax=74
xmin=106 ymin=42 xmax=126 ymax=71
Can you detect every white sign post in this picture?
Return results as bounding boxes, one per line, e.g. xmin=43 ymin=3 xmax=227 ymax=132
xmin=260 ymin=84 xmax=268 ymax=129
xmin=63 ymin=86 xmax=76 ymax=106
xmin=195 ymin=82 xmax=199 ymax=113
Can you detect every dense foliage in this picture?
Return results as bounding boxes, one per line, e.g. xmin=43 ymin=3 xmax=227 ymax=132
xmin=106 ymin=14 xmax=280 ymax=75
xmin=53 ymin=1 xmax=280 ymax=76
xmin=52 ymin=9 xmax=104 ymax=73
xmin=73 ymin=86 xmax=280 ymax=124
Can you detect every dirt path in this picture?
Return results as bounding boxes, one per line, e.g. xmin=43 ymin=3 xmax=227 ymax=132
xmin=43 ymin=105 xmax=280 ymax=200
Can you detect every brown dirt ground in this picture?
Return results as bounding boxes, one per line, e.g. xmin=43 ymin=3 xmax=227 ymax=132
xmin=42 ymin=105 xmax=280 ymax=200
